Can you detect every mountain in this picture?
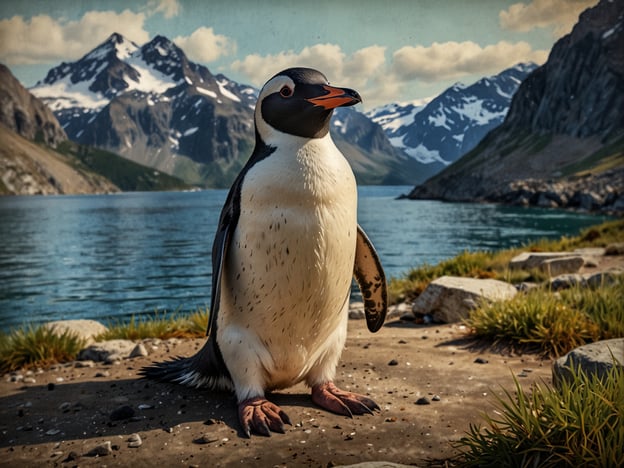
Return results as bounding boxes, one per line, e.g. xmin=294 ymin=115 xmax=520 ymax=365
xmin=406 ymin=0 xmax=624 ymax=211
xmin=31 ymin=33 xmax=418 ymax=187
xmin=0 ymin=64 xmax=189 ymax=195
xmin=367 ymin=63 xmax=537 ymax=173
xmin=0 ymin=64 xmax=67 ymax=147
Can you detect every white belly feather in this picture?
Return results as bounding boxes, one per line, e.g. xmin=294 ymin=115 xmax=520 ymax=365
xmin=217 ymin=135 xmax=357 ymax=398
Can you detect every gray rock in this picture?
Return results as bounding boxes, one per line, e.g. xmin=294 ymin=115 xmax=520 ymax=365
xmin=43 ymin=320 xmax=107 ymax=344
xmin=605 ymin=243 xmax=624 ymax=255
xmin=550 ymin=274 xmax=585 ymax=291
xmin=553 ymin=338 xmax=624 ymax=387
xmin=539 ymin=255 xmax=585 ymax=277
xmin=78 ymin=339 xmax=137 ymax=363
xmin=84 ymin=441 xmax=112 ymax=457
xmin=127 ymin=433 xmax=142 ymax=448
xmin=412 ymin=276 xmax=517 ymax=323
xmin=129 ymin=343 xmax=148 ymax=358
xmin=510 ymin=252 xmax=581 ymax=270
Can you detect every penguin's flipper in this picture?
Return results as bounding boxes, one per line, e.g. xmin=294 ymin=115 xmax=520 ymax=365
xmin=354 ymin=225 xmax=387 ymax=332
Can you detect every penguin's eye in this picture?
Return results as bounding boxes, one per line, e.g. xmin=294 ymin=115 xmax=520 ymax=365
xmin=279 ymin=85 xmax=293 ymax=98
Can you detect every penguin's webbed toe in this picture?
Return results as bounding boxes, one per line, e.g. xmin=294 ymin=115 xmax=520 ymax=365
xmin=238 ymin=396 xmax=292 ymax=437
xmin=311 ymin=382 xmax=380 ymax=417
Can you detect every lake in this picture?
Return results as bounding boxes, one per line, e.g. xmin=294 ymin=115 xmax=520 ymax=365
xmin=0 ymin=187 xmax=611 ymax=331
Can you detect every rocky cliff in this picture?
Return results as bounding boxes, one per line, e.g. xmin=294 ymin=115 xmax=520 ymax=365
xmin=0 ymin=64 xmax=67 ymax=147
xmin=407 ymin=0 xmax=624 ymax=213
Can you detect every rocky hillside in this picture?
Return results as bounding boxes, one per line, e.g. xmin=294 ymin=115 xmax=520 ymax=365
xmin=0 ymin=125 xmax=119 ymax=195
xmin=407 ymin=0 xmax=624 ymax=213
xmin=30 ymin=33 xmax=418 ymax=187
xmin=0 ymin=64 xmax=67 ymax=147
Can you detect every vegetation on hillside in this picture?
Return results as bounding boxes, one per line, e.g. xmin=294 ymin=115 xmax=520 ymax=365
xmin=56 ymin=141 xmax=191 ymax=192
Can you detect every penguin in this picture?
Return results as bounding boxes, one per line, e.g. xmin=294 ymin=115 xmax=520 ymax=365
xmin=141 ymin=67 xmax=387 ymax=437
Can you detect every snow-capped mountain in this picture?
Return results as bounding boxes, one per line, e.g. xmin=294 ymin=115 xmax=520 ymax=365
xmin=30 ymin=32 xmax=418 ymax=187
xmin=367 ymin=63 xmax=537 ymax=171
xmin=31 ymin=33 xmax=259 ymax=187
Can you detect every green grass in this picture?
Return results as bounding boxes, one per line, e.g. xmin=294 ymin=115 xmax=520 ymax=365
xmin=466 ymin=281 xmax=624 ymax=356
xmin=0 ymin=326 xmax=87 ymax=374
xmin=454 ymin=364 xmax=624 ymax=467
xmin=56 ymin=141 xmax=191 ymax=191
xmin=96 ymin=309 xmax=209 ymax=341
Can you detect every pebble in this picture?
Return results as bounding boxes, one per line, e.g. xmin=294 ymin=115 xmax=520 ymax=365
xmin=415 ymin=397 xmax=431 ymax=405
xmin=95 ymin=370 xmax=110 ymax=378
xmin=193 ymin=434 xmax=219 ymax=445
xmin=129 ymin=343 xmax=148 ymax=358
xmin=128 ymin=433 xmax=142 ymax=448
xmin=137 ymin=404 xmax=154 ymax=410
xmin=474 ymin=357 xmax=489 ymax=364
xmin=75 ymin=360 xmax=95 ymax=368
xmin=432 ymin=395 xmax=441 ymax=401
xmin=59 ymin=402 xmax=72 ymax=412
xmin=388 ymin=359 xmax=399 ymax=366
xmin=85 ymin=441 xmax=112 ymax=457
xmin=45 ymin=429 xmax=60 ymax=436
xmin=110 ymin=405 xmax=135 ymax=421
xmin=22 ymin=377 xmax=36 ymax=384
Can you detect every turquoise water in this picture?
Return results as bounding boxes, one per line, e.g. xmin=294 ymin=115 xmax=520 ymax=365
xmin=0 ymin=187 xmax=610 ymax=331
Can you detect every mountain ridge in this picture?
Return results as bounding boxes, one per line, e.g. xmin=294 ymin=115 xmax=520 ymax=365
xmin=31 ymin=33 xmax=419 ymax=187
xmin=406 ymin=0 xmax=624 ymax=213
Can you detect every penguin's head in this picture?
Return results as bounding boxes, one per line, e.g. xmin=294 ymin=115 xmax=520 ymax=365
xmin=254 ymin=67 xmax=361 ymax=143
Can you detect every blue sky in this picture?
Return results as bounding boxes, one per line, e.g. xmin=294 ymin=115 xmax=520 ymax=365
xmin=0 ymin=0 xmax=597 ymax=108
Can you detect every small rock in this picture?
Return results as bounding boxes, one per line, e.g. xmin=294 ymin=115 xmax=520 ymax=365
xmin=129 ymin=343 xmax=148 ymax=358
xmin=63 ymin=451 xmax=80 ymax=463
xmin=94 ymin=371 xmax=110 ymax=378
xmin=22 ymin=377 xmax=36 ymax=384
xmin=45 ymin=429 xmax=60 ymax=436
xmin=75 ymin=360 xmax=95 ymax=368
xmin=432 ymin=395 xmax=441 ymax=401
xmin=415 ymin=397 xmax=431 ymax=405
xmin=193 ymin=434 xmax=219 ymax=444
xmin=110 ymin=405 xmax=135 ymax=421
xmin=474 ymin=357 xmax=488 ymax=364
xmin=388 ymin=359 xmax=399 ymax=366
xmin=84 ymin=441 xmax=112 ymax=457
xmin=58 ymin=402 xmax=72 ymax=412
xmin=137 ymin=404 xmax=154 ymax=410
xmin=127 ymin=433 xmax=142 ymax=448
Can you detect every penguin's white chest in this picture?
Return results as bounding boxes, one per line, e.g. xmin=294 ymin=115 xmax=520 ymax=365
xmin=219 ymin=136 xmax=357 ymax=388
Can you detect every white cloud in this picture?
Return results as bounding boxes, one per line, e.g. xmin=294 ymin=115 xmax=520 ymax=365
xmin=0 ymin=10 xmax=149 ymax=65
xmin=391 ymin=40 xmax=548 ymax=82
xmin=147 ymin=0 xmax=181 ymax=19
xmin=499 ymin=0 xmax=597 ymax=37
xmin=173 ymin=27 xmax=236 ymax=63
xmin=229 ymin=39 xmax=548 ymax=108
xmin=230 ymin=44 xmax=386 ymax=88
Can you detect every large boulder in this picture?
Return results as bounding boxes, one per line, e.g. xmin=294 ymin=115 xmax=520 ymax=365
xmin=552 ymin=338 xmax=623 ymax=387
xmin=412 ymin=276 xmax=517 ymax=323
xmin=78 ymin=340 xmax=139 ymax=364
xmin=509 ymin=252 xmax=582 ymax=270
xmin=43 ymin=319 xmax=108 ymax=344
xmin=539 ymin=256 xmax=585 ymax=276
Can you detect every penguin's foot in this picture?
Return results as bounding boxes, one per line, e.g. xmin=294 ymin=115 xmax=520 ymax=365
xmin=311 ymin=382 xmax=380 ymax=417
xmin=238 ymin=396 xmax=292 ymax=437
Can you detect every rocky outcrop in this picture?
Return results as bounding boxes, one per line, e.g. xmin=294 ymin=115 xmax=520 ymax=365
xmin=410 ymin=276 xmax=517 ymax=323
xmin=0 ymin=64 xmax=67 ymax=147
xmin=406 ymin=0 xmax=624 ymax=212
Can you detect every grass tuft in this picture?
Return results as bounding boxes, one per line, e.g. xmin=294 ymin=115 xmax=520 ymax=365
xmin=454 ymin=364 xmax=624 ymax=467
xmin=0 ymin=326 xmax=87 ymax=374
xmin=467 ymin=279 xmax=623 ymax=356
xmin=97 ymin=309 xmax=209 ymax=341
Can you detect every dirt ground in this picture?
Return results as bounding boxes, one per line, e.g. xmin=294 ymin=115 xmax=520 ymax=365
xmin=1 ymin=252 xmax=621 ymax=467
xmin=0 ymin=320 xmax=553 ymax=467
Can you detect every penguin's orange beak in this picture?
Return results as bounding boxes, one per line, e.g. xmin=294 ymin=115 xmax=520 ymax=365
xmin=306 ymin=85 xmax=362 ymax=109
